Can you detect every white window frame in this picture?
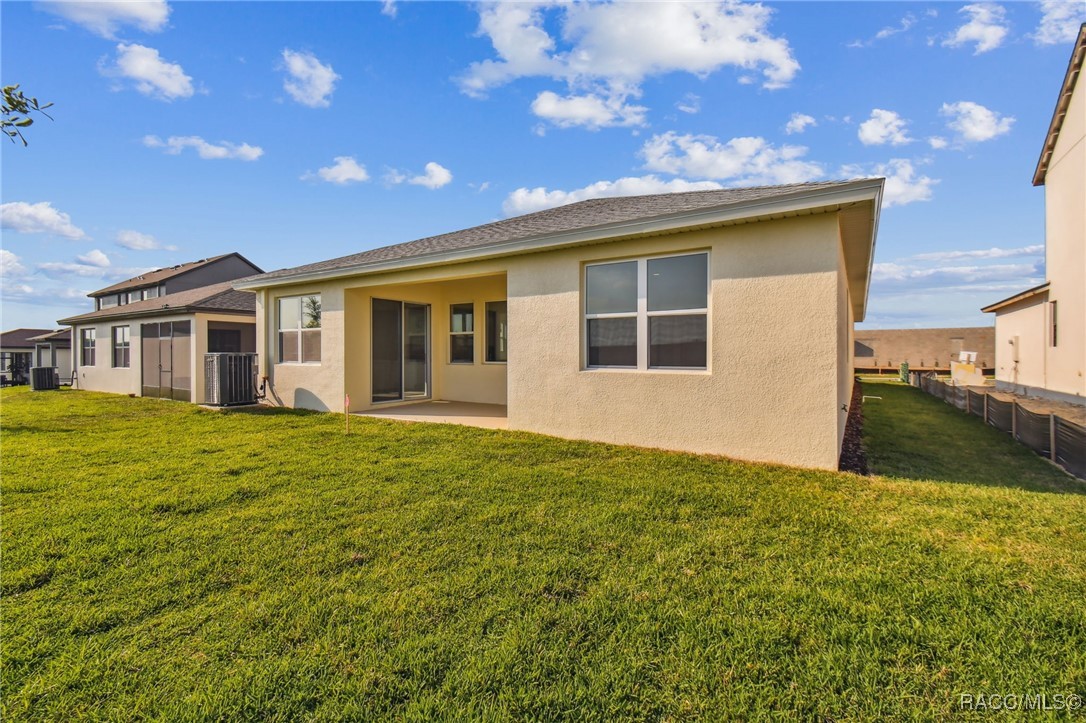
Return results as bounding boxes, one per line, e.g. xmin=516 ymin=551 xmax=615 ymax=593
xmin=277 ymin=294 xmax=322 ymax=365
xmin=81 ymin=328 xmax=97 ymax=367
xmin=111 ymin=325 xmax=130 ymax=368
xmin=584 ymin=250 xmax=709 ymax=371
xmin=449 ymin=302 xmax=475 ymax=365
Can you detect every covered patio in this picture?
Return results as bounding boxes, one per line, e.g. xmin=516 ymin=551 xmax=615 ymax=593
xmin=358 ymin=400 xmax=508 ymax=429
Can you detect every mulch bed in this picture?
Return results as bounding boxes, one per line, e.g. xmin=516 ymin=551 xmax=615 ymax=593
xmin=838 ymin=378 xmax=870 ymax=475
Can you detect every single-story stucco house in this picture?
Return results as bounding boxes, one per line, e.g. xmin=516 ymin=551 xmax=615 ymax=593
xmin=59 ymin=254 xmax=263 ymax=403
xmin=1 ymin=328 xmax=56 ymax=385
xmin=236 ymin=179 xmax=883 ymax=470
xmin=28 ymin=328 xmax=73 ymax=382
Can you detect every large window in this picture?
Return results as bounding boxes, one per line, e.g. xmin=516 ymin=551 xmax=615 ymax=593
xmin=278 ymin=295 xmax=321 ymax=363
xmin=81 ymin=328 xmax=96 ymax=366
xmin=112 ymin=326 xmax=130 ymax=368
xmin=485 ymin=301 xmax=507 ymax=363
xmin=450 ymin=303 xmax=474 ymax=364
xmin=585 ymin=252 xmax=708 ymax=370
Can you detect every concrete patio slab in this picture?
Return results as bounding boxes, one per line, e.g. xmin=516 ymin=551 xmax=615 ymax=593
xmin=358 ymin=401 xmax=508 ymax=429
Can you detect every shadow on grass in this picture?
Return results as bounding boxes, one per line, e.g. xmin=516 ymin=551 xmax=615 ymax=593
xmin=862 ymin=381 xmax=1085 ymax=495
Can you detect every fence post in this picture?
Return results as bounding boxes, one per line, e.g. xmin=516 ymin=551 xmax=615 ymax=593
xmin=1011 ymin=401 xmax=1018 ymax=439
xmin=1050 ymin=415 xmax=1058 ymax=462
xmin=983 ymin=393 xmax=989 ymax=424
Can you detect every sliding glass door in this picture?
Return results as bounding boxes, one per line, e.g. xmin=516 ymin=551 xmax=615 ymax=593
xmin=372 ymin=299 xmax=430 ymax=403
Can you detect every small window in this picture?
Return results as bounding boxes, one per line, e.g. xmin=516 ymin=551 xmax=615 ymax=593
xmin=145 ymin=286 xmax=159 ymax=300
xmin=98 ymin=295 xmax=118 ymax=310
xmin=450 ymin=303 xmax=474 ymax=364
xmin=81 ymin=328 xmax=96 ymax=366
xmin=112 ymin=326 xmax=130 ymax=368
xmin=1051 ymin=301 xmax=1058 ymax=347
xmin=485 ymin=301 xmax=508 ymax=363
xmin=278 ymin=295 xmax=321 ymax=363
xmin=585 ymin=252 xmax=708 ymax=370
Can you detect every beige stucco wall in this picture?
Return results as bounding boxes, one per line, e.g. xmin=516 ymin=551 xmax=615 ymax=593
xmin=993 ymin=293 xmax=1049 ymax=389
xmin=506 ymin=214 xmax=845 ymax=469
xmin=1042 ymin=69 xmax=1085 ymax=398
xmin=836 ymin=229 xmax=855 ymax=453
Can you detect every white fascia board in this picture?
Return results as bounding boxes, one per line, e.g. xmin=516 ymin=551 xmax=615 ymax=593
xmin=235 ymin=180 xmax=885 ymax=291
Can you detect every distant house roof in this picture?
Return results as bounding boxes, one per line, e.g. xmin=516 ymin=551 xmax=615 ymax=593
xmin=89 ymin=252 xmax=262 ymax=297
xmin=981 ymin=282 xmax=1051 ymax=313
xmin=1034 ymin=23 xmax=1085 ymax=186
xmin=237 ymin=179 xmax=883 ymax=318
xmin=27 ymin=328 xmax=72 ymax=345
xmin=59 ymin=282 xmax=256 ymax=325
xmin=0 ymin=329 xmax=56 ymax=349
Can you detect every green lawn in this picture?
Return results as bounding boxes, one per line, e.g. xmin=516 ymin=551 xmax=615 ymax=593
xmin=2 ymin=388 xmax=1085 ymax=720
xmin=861 ymin=380 xmax=1083 ymax=493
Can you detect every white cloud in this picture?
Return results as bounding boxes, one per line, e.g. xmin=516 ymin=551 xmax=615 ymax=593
xmin=928 ymin=136 xmax=949 ymax=149
xmin=381 ymin=0 xmax=397 ymax=18
xmin=1 ymin=282 xmax=90 ymax=305
xmin=39 ymin=0 xmax=170 ymax=39
xmin=849 ymin=12 xmax=918 ymax=47
xmin=943 ymin=4 xmax=1009 ymax=54
xmin=784 ymin=112 xmax=816 ymax=135
xmin=640 ymin=131 xmax=823 ymax=185
xmin=940 ymin=101 xmax=1015 ymax=143
xmin=76 ymin=249 xmax=111 ymax=267
xmin=280 ymin=49 xmax=340 ymax=108
xmin=872 ymin=261 xmax=1043 ymax=292
xmin=503 ymin=175 xmax=723 ymax=216
xmin=303 ymin=156 xmax=370 ymax=185
xmin=912 ymin=244 xmax=1044 ymax=261
xmin=530 ymin=90 xmax=646 ymax=129
xmin=460 ymin=1 xmax=799 ymax=125
xmin=676 ymin=93 xmax=701 ymax=114
xmin=116 ymin=229 xmax=176 ymax=251
xmin=143 ymin=135 xmax=264 ymax=161
xmin=1 ymin=201 xmax=87 ymax=240
xmin=0 ymin=249 xmax=27 ymax=277
xmin=1033 ymin=0 xmax=1086 ymax=45
xmin=409 ymin=162 xmax=453 ymax=189
xmin=858 ymin=109 xmax=912 ymax=146
xmin=102 ymin=43 xmax=194 ymax=101
xmin=870 ymin=159 xmax=938 ymax=208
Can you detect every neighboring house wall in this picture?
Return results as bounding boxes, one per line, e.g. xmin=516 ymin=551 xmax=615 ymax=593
xmin=992 ymin=295 xmax=1049 ymax=390
xmin=34 ymin=343 xmax=72 ymax=380
xmin=853 ymin=327 xmax=995 ymax=371
xmin=1042 ymin=67 xmax=1085 ymax=398
xmin=74 ymin=313 xmax=255 ymax=404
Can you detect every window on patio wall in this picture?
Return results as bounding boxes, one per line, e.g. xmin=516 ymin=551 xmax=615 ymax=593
xmin=485 ymin=301 xmax=507 ymax=363
xmin=278 ymin=295 xmax=321 ymax=363
xmin=450 ymin=303 xmax=474 ymax=364
xmin=585 ymin=252 xmax=708 ymax=370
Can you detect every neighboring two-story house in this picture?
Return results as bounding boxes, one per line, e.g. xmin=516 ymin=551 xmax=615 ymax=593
xmin=983 ymin=25 xmax=1085 ymax=404
xmin=59 ymin=253 xmax=262 ymax=403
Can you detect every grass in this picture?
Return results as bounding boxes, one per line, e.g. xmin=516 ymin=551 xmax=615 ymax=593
xmin=3 ymin=387 xmax=1085 ymax=720
xmin=861 ymin=380 xmax=1083 ymax=493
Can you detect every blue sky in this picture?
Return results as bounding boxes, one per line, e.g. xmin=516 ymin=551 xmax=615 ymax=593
xmin=2 ymin=0 xmax=1083 ymax=331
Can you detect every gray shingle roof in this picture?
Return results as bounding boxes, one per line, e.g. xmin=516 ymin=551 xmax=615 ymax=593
xmin=1 ymin=329 xmax=56 ymax=349
xmin=90 ymin=252 xmax=262 ymax=297
xmin=27 ymin=328 xmax=72 ymax=344
xmin=58 ymin=282 xmax=255 ymax=325
xmin=244 ymin=181 xmax=861 ymax=285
